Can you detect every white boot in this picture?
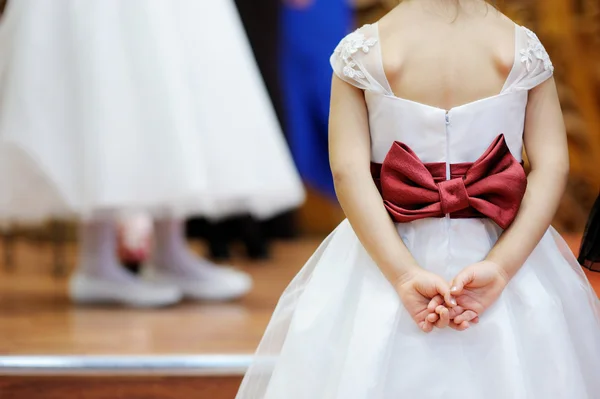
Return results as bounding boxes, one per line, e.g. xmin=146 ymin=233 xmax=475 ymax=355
xmin=70 ymin=219 xmax=182 ymax=307
xmin=143 ymin=219 xmax=252 ymax=301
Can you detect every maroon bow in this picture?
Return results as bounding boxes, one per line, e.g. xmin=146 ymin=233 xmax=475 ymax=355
xmin=371 ymin=135 xmax=527 ymax=229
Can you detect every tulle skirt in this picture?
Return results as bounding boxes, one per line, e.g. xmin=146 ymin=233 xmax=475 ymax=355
xmin=237 ymin=218 xmax=600 ymax=399
xmin=0 ymin=0 xmax=304 ymax=222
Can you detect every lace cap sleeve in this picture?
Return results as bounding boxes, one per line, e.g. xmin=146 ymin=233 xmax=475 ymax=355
xmin=512 ymin=26 xmax=554 ymax=90
xmin=330 ymin=24 xmax=389 ymax=94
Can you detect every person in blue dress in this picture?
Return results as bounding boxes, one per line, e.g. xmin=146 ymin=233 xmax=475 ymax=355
xmin=281 ymin=0 xmax=352 ymax=198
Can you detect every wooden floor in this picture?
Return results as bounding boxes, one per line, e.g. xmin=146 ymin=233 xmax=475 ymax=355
xmin=0 ymin=376 xmax=242 ymax=399
xmin=0 ymin=239 xmax=320 ymax=355
xmin=0 ymin=234 xmax=597 ymax=356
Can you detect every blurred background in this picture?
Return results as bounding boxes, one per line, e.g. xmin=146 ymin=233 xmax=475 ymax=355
xmin=0 ymin=0 xmax=598 ymax=398
xmin=1 ymin=0 xmax=598 ymax=249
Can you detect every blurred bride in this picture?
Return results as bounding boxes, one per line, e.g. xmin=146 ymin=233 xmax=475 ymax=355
xmin=0 ymin=0 xmax=304 ymax=307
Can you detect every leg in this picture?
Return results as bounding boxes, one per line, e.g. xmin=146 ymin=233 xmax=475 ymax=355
xmin=145 ymin=218 xmax=252 ymax=301
xmin=239 ymin=215 xmax=270 ymax=260
xmin=69 ymin=218 xmax=181 ymax=307
xmin=205 ymin=218 xmax=232 ymax=261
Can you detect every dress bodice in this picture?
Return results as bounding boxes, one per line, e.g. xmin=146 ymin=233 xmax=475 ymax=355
xmin=330 ymin=23 xmax=554 ymax=165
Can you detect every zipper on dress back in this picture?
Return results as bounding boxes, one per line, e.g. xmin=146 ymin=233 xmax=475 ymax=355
xmin=444 ymin=111 xmax=451 ymax=219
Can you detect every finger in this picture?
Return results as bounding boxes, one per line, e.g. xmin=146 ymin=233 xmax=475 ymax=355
xmin=445 ymin=294 xmax=457 ymax=308
xmin=434 ymin=278 xmax=451 ymax=301
xmin=434 ymin=305 xmax=448 ymax=328
xmin=471 ymin=316 xmax=480 ymax=324
xmin=448 ymin=305 xmax=465 ymax=319
xmin=426 ymin=312 xmax=439 ymax=323
xmin=420 ymin=320 xmax=433 ymax=333
xmin=454 ymin=312 xmax=470 ymax=325
xmin=450 ymin=320 xmax=470 ymax=331
xmin=449 ymin=322 xmax=464 ymax=331
xmin=435 ymin=306 xmax=450 ymax=329
xmin=454 ymin=310 xmax=478 ymax=325
xmin=447 ymin=268 xmax=475 ymax=305
xmin=427 ymin=295 xmax=444 ymax=311
xmin=450 ymin=268 xmax=476 ymax=295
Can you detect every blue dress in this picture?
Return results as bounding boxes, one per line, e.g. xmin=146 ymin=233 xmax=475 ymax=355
xmin=281 ymin=1 xmax=351 ymax=198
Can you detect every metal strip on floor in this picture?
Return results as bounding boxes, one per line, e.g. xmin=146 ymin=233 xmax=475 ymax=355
xmin=0 ymin=354 xmax=253 ymax=376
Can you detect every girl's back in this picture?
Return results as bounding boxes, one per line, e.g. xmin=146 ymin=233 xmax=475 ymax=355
xmin=379 ymin=0 xmax=516 ymax=110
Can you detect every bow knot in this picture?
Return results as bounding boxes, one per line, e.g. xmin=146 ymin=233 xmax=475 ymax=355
xmin=437 ymin=178 xmax=470 ymax=214
xmin=371 ymin=135 xmax=527 ymax=229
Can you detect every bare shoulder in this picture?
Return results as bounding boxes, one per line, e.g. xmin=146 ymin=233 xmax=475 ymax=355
xmin=475 ymin=9 xmax=518 ymax=73
xmin=375 ymin=3 xmax=416 ymax=41
xmin=480 ymin=7 xmax=517 ymax=36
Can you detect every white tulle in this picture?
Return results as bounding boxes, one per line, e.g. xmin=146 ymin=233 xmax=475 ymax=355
xmin=0 ymin=0 xmax=304 ymax=222
xmin=237 ymin=220 xmax=600 ymax=399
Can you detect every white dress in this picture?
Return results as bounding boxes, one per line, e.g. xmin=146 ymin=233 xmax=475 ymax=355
xmin=0 ymin=0 xmax=304 ymax=222
xmin=236 ymin=24 xmax=600 ymax=399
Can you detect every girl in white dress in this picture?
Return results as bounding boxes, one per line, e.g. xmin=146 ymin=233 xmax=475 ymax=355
xmin=237 ymin=0 xmax=600 ymax=397
xmin=0 ymin=0 xmax=304 ymax=306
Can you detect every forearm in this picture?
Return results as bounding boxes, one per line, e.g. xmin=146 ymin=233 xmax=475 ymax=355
xmin=334 ymin=168 xmax=421 ymax=285
xmin=486 ymin=165 xmax=568 ymax=278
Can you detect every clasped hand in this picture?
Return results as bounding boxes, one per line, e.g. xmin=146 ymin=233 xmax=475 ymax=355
xmin=395 ymin=261 xmax=509 ymax=333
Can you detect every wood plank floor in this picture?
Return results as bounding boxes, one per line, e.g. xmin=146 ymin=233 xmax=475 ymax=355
xmin=0 ymin=234 xmax=596 ymax=356
xmin=0 ymin=376 xmax=241 ymax=399
xmin=0 ymin=239 xmax=320 ymax=355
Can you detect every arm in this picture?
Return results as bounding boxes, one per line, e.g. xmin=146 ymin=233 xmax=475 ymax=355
xmin=446 ymin=77 xmax=568 ymax=324
xmin=330 ymin=75 xmax=459 ymax=331
xmin=331 ymin=75 xmax=483 ymax=330
xmin=486 ymin=77 xmax=569 ymax=279
xmin=329 ymin=75 xmax=420 ymax=285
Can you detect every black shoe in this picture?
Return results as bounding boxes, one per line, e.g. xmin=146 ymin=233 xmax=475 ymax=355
xmin=239 ymin=216 xmax=270 ymax=260
xmin=206 ymin=220 xmax=232 ymax=261
xmin=123 ymin=261 xmax=141 ymax=274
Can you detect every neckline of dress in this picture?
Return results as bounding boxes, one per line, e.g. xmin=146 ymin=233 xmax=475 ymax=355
xmin=373 ymin=21 xmax=521 ymax=114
